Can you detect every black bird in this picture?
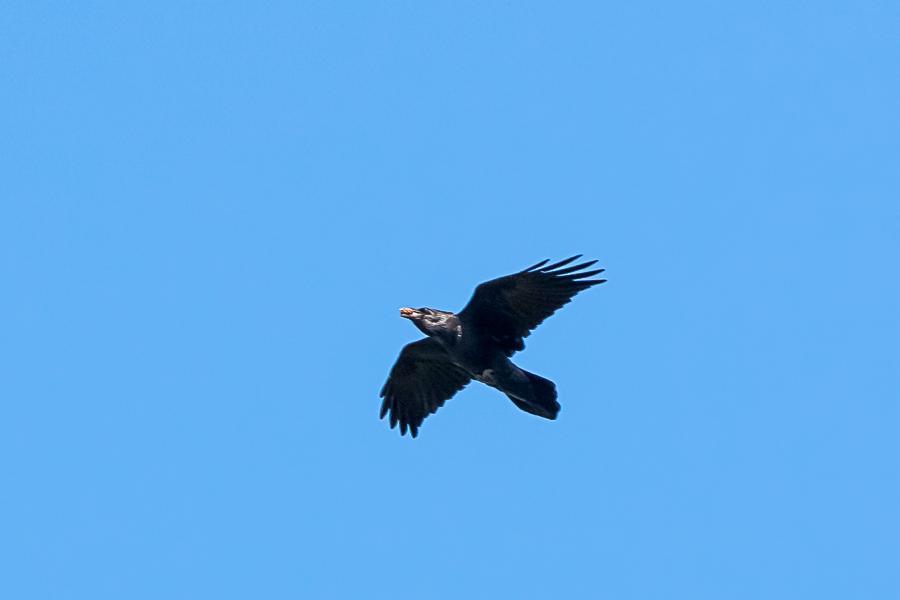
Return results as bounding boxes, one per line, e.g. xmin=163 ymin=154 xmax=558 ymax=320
xmin=380 ymin=255 xmax=606 ymax=437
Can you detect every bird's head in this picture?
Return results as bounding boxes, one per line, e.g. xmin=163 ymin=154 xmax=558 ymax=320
xmin=399 ymin=307 xmax=455 ymax=336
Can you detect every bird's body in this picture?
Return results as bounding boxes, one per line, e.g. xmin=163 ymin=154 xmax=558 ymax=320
xmin=380 ymin=256 xmax=606 ymax=437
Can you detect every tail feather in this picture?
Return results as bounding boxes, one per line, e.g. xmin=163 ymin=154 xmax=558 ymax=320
xmin=506 ymin=370 xmax=560 ymax=420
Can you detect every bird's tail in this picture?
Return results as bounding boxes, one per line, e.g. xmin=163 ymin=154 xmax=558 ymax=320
xmin=506 ymin=370 xmax=560 ymax=420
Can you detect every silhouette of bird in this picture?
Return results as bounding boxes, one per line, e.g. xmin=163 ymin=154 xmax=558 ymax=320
xmin=380 ymin=255 xmax=606 ymax=437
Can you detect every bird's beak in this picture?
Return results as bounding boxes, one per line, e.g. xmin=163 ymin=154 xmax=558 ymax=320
xmin=399 ymin=307 xmax=416 ymax=319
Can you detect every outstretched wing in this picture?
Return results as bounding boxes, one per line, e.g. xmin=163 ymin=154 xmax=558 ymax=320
xmin=379 ymin=338 xmax=472 ymax=438
xmin=458 ymin=255 xmax=606 ymax=356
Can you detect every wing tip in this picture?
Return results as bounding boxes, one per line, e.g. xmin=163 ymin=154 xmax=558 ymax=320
xmin=523 ymin=258 xmax=550 ymax=272
xmin=540 ymin=255 xmax=583 ymax=271
xmin=567 ymin=268 xmax=606 ymax=280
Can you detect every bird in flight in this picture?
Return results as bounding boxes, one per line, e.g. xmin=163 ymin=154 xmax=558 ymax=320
xmin=380 ymin=255 xmax=606 ymax=437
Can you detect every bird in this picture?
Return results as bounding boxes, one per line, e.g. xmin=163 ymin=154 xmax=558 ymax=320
xmin=380 ymin=255 xmax=606 ymax=437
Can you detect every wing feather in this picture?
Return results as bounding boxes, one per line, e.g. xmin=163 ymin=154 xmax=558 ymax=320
xmin=458 ymin=256 xmax=606 ymax=356
xmin=379 ymin=338 xmax=471 ymax=438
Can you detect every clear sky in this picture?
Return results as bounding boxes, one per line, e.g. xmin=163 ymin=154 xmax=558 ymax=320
xmin=2 ymin=2 xmax=899 ymax=599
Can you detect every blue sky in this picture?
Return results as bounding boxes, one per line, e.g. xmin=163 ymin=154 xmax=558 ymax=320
xmin=2 ymin=2 xmax=898 ymax=598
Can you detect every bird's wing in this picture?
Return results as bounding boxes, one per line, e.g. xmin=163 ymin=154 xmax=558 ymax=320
xmin=457 ymin=255 xmax=606 ymax=356
xmin=379 ymin=337 xmax=472 ymax=438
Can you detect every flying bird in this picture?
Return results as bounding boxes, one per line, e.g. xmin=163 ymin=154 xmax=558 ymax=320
xmin=380 ymin=255 xmax=606 ymax=437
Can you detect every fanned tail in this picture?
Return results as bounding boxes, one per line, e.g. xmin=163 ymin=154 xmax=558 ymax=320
xmin=505 ymin=369 xmax=560 ymax=420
